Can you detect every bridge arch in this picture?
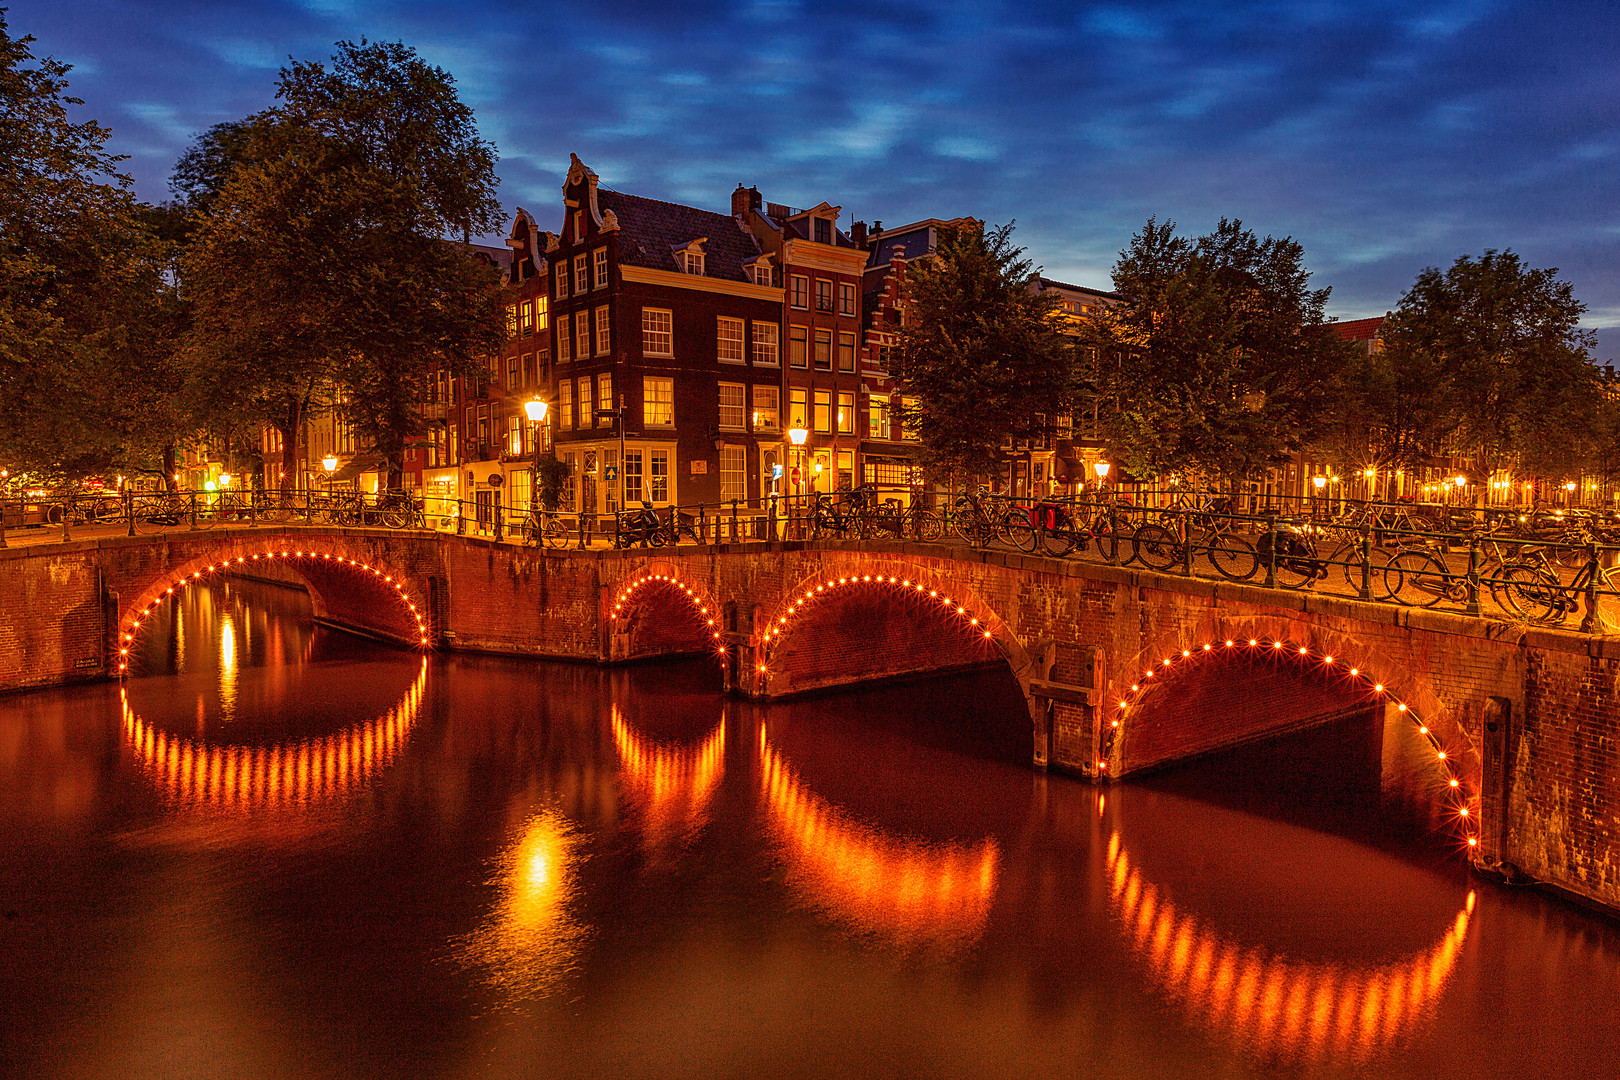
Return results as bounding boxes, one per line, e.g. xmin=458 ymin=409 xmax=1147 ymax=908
xmin=605 ymin=563 xmax=724 ymax=663
xmin=754 ymin=557 xmax=1028 ymax=698
xmin=1109 ymin=628 xmax=1478 ymax=850
xmin=117 ymin=537 xmax=431 ymax=673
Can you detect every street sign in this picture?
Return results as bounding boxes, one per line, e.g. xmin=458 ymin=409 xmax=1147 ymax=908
xmin=606 ymin=466 xmax=618 ymax=483
xmin=772 ymin=464 xmax=783 ymax=480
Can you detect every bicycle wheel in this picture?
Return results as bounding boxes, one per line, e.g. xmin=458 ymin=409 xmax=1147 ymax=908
xmin=1497 ymin=562 xmax=1564 ymax=622
xmin=1132 ymin=523 xmax=1181 ymax=571
xmin=998 ymin=509 xmax=1037 ymax=553
xmin=1382 ymin=549 xmax=1451 ymax=607
xmin=913 ymin=509 xmax=944 ymax=543
xmin=543 ymin=516 xmax=569 ymax=548
xmin=1207 ymin=533 xmax=1259 ymax=582
xmin=521 ymin=517 xmax=542 ymax=547
xmin=1040 ymin=526 xmax=1078 ymax=558
xmin=950 ymin=508 xmax=986 ymax=547
xmin=381 ymin=503 xmax=409 ymax=529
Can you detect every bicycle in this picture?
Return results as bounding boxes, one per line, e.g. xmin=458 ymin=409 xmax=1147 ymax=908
xmin=377 ymin=492 xmax=427 ymax=530
xmin=1487 ymin=546 xmax=1620 ymax=631
xmin=947 ymin=488 xmax=1002 ymax=548
xmin=1131 ymin=502 xmax=1260 ymax=581
xmin=521 ymin=509 xmax=571 ymax=549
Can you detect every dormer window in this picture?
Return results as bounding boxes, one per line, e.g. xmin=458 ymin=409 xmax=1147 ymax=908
xmin=750 ymin=264 xmax=773 ymax=287
xmin=814 ymin=217 xmax=832 ymax=245
xmin=678 ymin=250 xmax=705 ymax=276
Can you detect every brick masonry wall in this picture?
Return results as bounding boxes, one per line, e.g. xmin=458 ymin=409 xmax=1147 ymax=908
xmin=4 ymin=531 xmax=1619 ymax=910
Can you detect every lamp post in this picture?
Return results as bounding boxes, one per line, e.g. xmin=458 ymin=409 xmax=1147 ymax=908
xmin=1312 ymin=473 xmax=1327 ymax=520
xmin=323 ymin=455 xmax=338 ymax=496
xmin=788 ymin=427 xmax=808 ymax=496
xmin=524 ymin=396 xmax=549 ymax=516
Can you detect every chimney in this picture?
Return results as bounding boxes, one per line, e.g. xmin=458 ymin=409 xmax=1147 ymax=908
xmin=850 ymin=220 xmax=868 ymax=247
xmin=732 ymin=184 xmax=762 ymax=217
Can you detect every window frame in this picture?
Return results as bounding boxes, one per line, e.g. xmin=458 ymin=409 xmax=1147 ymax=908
xmin=813 ymin=389 xmax=831 ymax=433
xmin=751 ymin=385 xmax=779 ymax=432
xmin=813 ymin=329 xmax=832 ymax=370
xmin=578 ymin=376 xmax=595 ymax=429
xmin=592 ymin=247 xmax=608 ymax=289
xmin=814 ymin=279 xmax=833 ymax=312
xmin=575 ymin=309 xmax=592 ymax=362
xmin=718 ymin=381 xmax=746 ymax=431
xmin=788 ymin=326 xmax=808 ymax=368
xmin=719 ymin=446 xmax=747 ymax=502
xmin=837 ymin=391 xmax=855 ymax=435
xmin=790 ymin=275 xmax=809 ymax=309
xmin=837 ymin=331 xmax=856 ymax=372
xmin=595 ymin=304 xmax=611 ymax=356
xmin=573 ymin=254 xmax=589 ymax=294
xmin=642 ymin=308 xmax=674 ymax=358
xmin=838 ymin=282 xmax=856 ymax=317
xmin=717 ymin=316 xmax=746 ymax=364
xmin=643 ymin=375 xmax=675 ymax=427
xmin=556 ymin=313 xmax=571 ymax=363
xmin=558 ymin=379 xmax=574 ymax=430
xmin=752 ymin=321 xmax=779 ymax=366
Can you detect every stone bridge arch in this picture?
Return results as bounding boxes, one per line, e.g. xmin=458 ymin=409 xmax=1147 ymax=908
xmin=1108 ymin=618 xmax=1478 ymax=850
xmin=116 ymin=535 xmax=432 ymax=673
xmin=750 ymin=554 xmax=1031 ymax=699
xmin=604 ymin=561 xmax=724 ymax=665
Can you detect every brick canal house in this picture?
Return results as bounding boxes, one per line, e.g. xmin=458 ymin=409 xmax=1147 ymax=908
xmin=544 ymin=155 xmax=783 ymax=518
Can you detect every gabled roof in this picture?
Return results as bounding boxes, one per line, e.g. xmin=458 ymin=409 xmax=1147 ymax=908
xmin=1037 ymin=276 xmax=1119 ymax=301
xmin=1333 ymin=316 xmax=1385 ymax=342
xmin=595 ymin=188 xmax=760 ymax=281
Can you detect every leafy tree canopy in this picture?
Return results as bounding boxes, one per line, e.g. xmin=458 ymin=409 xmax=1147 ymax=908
xmin=893 ymin=222 xmax=1078 ymax=481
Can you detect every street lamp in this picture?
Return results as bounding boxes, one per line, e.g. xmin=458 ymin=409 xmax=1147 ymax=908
xmin=523 ymin=397 xmax=549 ymax=425
xmin=219 ymin=473 xmax=231 ymax=488
xmin=323 ymin=455 xmax=338 ymax=473
xmin=1093 ymin=460 xmax=1111 ymax=486
xmin=788 ymin=426 xmax=808 ymax=495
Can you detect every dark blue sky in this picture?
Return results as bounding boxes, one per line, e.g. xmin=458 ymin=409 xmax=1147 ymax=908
xmin=18 ymin=0 xmax=1620 ymax=352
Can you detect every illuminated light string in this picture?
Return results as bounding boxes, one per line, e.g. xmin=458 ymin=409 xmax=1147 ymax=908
xmin=120 ymin=549 xmax=431 ymax=673
xmin=1107 ymin=637 xmax=1478 ymax=850
xmin=756 ymin=571 xmax=998 ymax=677
xmin=608 ymin=572 xmax=725 ymax=662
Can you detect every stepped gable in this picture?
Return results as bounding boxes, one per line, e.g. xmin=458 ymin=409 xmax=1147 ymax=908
xmin=595 ymin=188 xmax=761 ymax=281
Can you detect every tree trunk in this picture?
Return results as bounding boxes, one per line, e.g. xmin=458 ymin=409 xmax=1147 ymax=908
xmin=162 ymin=444 xmax=179 ymax=492
xmin=277 ymin=398 xmax=303 ymax=497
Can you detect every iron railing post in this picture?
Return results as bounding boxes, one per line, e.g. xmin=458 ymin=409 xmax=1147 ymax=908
xmin=1180 ymin=508 xmax=1193 ymax=577
xmin=188 ymin=491 xmax=197 ymax=531
xmin=1359 ymin=520 xmax=1373 ymax=601
xmin=60 ymin=493 xmax=72 ymax=543
xmin=1465 ymin=533 xmax=1481 ymax=617
xmin=493 ymin=500 xmax=504 ymax=543
xmin=1265 ymin=514 xmax=1278 ymax=589
xmin=1580 ymin=540 xmax=1601 ymax=634
xmin=0 ymin=495 xmax=7 ymax=549
xmin=730 ymin=499 xmax=740 ymax=543
xmin=125 ymin=488 xmax=136 ymax=537
xmin=1108 ymin=502 xmax=1119 ymax=564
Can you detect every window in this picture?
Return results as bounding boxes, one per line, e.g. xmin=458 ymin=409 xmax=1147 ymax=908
xmin=837 ymin=332 xmax=856 ymax=372
xmin=476 ymin=404 xmax=489 ymax=448
xmin=556 ymin=266 xmax=569 ymax=299
xmin=814 ymin=217 xmax=831 ymax=245
xmin=837 ymin=392 xmax=855 ymax=435
xmin=813 ymin=329 xmax=832 ymax=370
xmin=521 ymin=353 xmax=534 ymax=388
xmin=593 ymin=248 xmax=608 ymax=289
xmin=556 ymin=314 xmax=571 ymax=363
xmin=519 ymin=300 xmax=534 ymax=335
xmin=720 ymin=447 xmax=746 ymax=502
xmin=838 ymin=283 xmax=856 ymax=316
xmin=788 ymin=326 xmax=808 ymax=368
xmin=650 ymin=451 xmax=669 ymax=502
xmin=574 ymin=254 xmax=588 ymax=295
xmin=642 ymin=309 xmax=673 ymax=356
xmin=576 ymin=308 xmax=591 ymax=360
xmin=717 ymin=317 xmax=745 ymax=363
xmin=597 ymin=373 xmax=613 ymax=421
xmin=814 ymin=389 xmax=831 ymax=433
xmin=624 ymin=450 xmax=642 ymax=503
xmin=643 ymin=376 xmax=674 ymax=426
xmin=750 ymin=264 xmax=773 ymax=287
xmin=534 ymin=295 xmax=549 ymax=331
xmin=752 ymin=322 xmax=779 ymax=366
xmin=790 ymin=275 xmax=809 ymax=308
xmin=719 ymin=382 xmax=746 ymax=429
xmin=867 ymin=395 xmax=890 ymax=439
xmin=579 ymin=376 xmax=594 ymax=429
xmin=814 ymin=279 xmax=832 ymax=312
xmin=752 ymin=385 xmax=779 ymax=431
xmin=506 ymin=304 xmax=518 ymax=338
xmin=789 ymin=388 xmax=808 ymax=430
xmin=505 ymin=355 xmax=520 ymax=389
xmin=595 ymin=305 xmax=611 ymax=355
xmin=678 ymin=250 xmax=704 ymax=276
xmin=901 ymin=395 xmax=920 ymax=440
xmin=509 ymin=415 xmax=525 ymax=457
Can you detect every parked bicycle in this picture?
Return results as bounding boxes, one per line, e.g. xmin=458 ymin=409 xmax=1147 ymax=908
xmin=1132 ymin=500 xmax=1260 ymax=581
xmin=521 ymin=509 xmax=572 ymax=549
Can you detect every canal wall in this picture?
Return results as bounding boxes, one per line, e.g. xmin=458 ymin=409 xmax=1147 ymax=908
xmin=0 ymin=528 xmax=1616 ymax=911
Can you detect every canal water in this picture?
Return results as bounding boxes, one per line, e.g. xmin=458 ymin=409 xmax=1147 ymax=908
xmin=2 ymin=578 xmax=1618 ymax=1080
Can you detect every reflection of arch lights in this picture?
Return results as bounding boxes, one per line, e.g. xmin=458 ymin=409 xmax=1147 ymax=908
xmin=1107 ymin=638 xmax=1478 ymax=850
xmin=757 ymin=571 xmax=1000 ymax=673
xmin=611 ymin=708 xmax=725 ymax=845
xmin=758 ymin=726 xmax=999 ymax=950
xmin=118 ymin=550 xmax=431 ymax=674
xmin=609 ymin=572 xmax=725 ymax=661
xmin=120 ymin=658 xmax=427 ymax=808
xmin=1105 ymin=830 xmax=1473 ymax=1066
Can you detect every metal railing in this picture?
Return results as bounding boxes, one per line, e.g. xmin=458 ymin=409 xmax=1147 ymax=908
xmin=4 ymin=485 xmax=1616 ymax=634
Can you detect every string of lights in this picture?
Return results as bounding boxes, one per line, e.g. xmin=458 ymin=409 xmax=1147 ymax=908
xmin=1107 ymin=636 xmax=1478 ymax=849
xmin=609 ymin=572 xmax=724 ymax=661
xmin=119 ymin=548 xmax=430 ymax=673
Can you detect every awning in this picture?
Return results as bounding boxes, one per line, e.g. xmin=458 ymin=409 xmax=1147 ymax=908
xmin=331 ymin=453 xmax=386 ymax=482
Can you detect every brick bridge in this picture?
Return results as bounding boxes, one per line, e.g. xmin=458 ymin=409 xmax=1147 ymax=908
xmin=2 ymin=526 xmax=1617 ymax=911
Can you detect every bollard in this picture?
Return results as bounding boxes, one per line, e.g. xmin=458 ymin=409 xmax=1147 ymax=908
xmin=1464 ymin=534 xmax=1481 ymax=617
xmin=125 ymin=488 xmax=136 ymax=537
xmin=1264 ymin=515 xmax=1278 ymax=589
xmin=1359 ymin=520 xmax=1373 ymax=601
xmin=1581 ymin=541 xmax=1601 ymax=634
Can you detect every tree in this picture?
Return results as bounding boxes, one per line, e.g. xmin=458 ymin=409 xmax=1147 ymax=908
xmin=1375 ymin=251 xmax=1598 ymax=482
xmin=0 ymin=11 xmax=186 ymax=485
xmin=1089 ymin=218 xmax=1355 ymax=485
xmin=892 ymin=222 xmax=1079 ymax=481
xmin=182 ymin=39 xmax=507 ymax=493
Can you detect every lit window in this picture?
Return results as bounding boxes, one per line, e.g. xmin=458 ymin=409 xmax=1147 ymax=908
xmin=788 ymin=326 xmax=808 ymax=368
xmin=557 ymin=313 xmax=571 ymax=363
xmin=593 ymin=248 xmax=608 ymax=289
xmin=719 ymin=382 xmax=746 ymax=429
xmin=624 ymin=451 xmax=642 ymax=503
xmin=789 ymin=388 xmax=808 ymax=430
xmin=559 ymin=379 xmax=573 ymax=430
xmin=837 ymin=332 xmax=855 ymax=372
xmin=867 ymin=395 xmax=890 ymax=439
xmin=579 ymin=376 xmax=595 ymax=429
xmin=649 ymin=451 xmax=669 ymax=502
xmin=642 ymin=309 xmax=673 ymax=357
xmin=838 ymin=391 xmax=854 ymax=435
xmin=574 ymin=254 xmax=589 ymax=294
xmin=790 ymin=275 xmax=809 ymax=309
xmin=597 ymin=373 xmax=613 ymax=420
xmin=752 ymin=322 xmax=779 ymax=366
xmin=718 ymin=317 xmax=745 ymax=363
xmin=720 ymin=446 xmax=747 ymax=502
xmin=814 ymin=329 xmax=831 ymax=370
xmin=534 ymin=295 xmax=549 ymax=331
xmin=643 ymin=376 xmax=674 ymax=426
xmin=576 ymin=310 xmax=591 ymax=361
xmin=752 ymin=385 xmax=779 ymax=431
xmin=814 ymin=390 xmax=831 ymax=433
xmin=901 ymin=396 xmax=920 ymax=441
xmin=595 ymin=305 xmax=611 ymax=355
xmin=838 ymin=282 xmax=856 ymax=316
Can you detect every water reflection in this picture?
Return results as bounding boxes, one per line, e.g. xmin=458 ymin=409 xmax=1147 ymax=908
xmin=456 ymin=809 xmax=588 ymax=1001
xmin=120 ymin=659 xmax=427 ymax=810
xmin=611 ymin=705 xmax=724 ymax=854
xmin=1105 ymin=828 xmax=1473 ymax=1067
xmin=758 ymin=724 xmax=999 ymax=952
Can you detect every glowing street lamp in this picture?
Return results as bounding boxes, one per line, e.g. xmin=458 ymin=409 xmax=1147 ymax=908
xmin=1312 ymin=475 xmax=1327 ymax=492
xmin=787 ymin=427 xmax=809 ymax=495
xmin=323 ymin=455 xmax=338 ymax=474
xmin=1093 ymin=460 xmax=1111 ymax=486
xmin=523 ymin=397 xmax=549 ymax=424
xmin=218 ymin=473 xmax=231 ymax=488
